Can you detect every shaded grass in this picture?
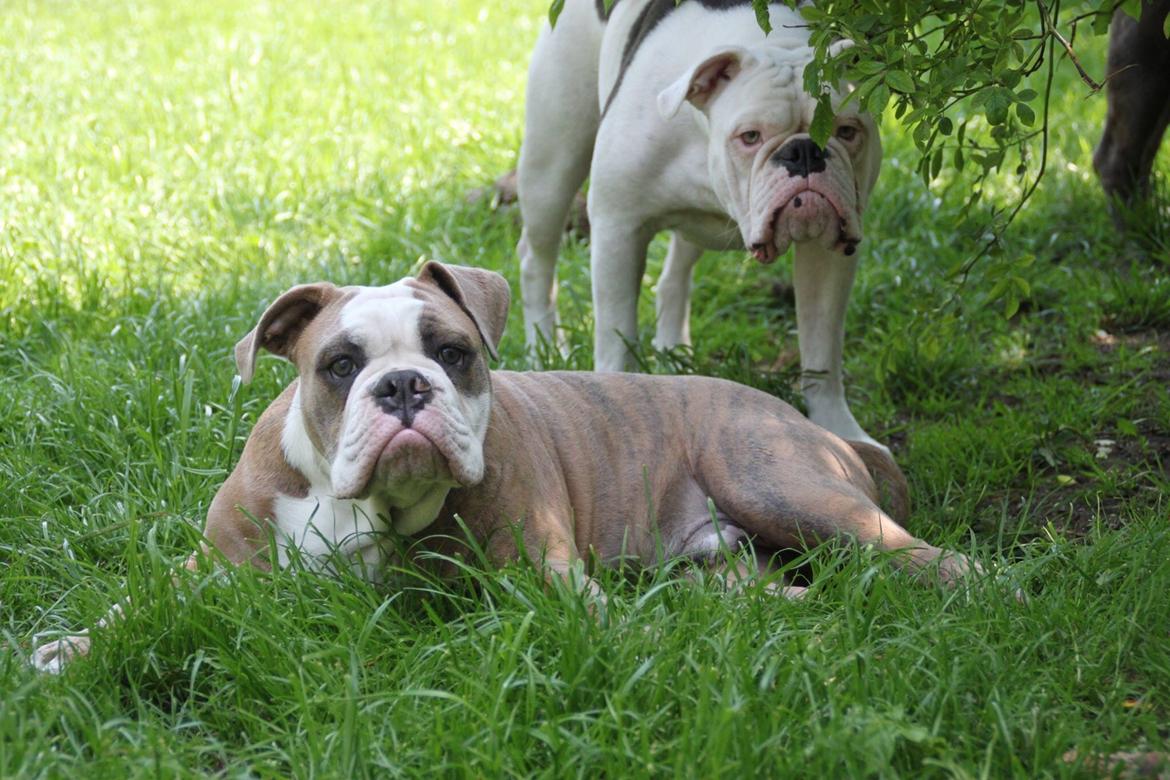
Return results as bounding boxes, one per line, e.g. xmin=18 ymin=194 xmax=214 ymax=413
xmin=1 ymin=0 xmax=1169 ymax=776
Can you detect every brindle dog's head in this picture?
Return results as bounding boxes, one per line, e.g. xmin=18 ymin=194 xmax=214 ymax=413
xmin=235 ymin=262 xmax=509 ymax=531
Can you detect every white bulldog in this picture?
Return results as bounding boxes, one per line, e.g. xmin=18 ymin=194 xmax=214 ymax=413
xmin=517 ymin=0 xmax=883 ymax=445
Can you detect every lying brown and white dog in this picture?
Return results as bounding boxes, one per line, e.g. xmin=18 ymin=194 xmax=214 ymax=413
xmin=31 ymin=262 xmax=975 ymax=672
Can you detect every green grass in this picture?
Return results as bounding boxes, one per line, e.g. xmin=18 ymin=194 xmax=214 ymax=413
xmin=2 ymin=0 xmax=1168 ymax=776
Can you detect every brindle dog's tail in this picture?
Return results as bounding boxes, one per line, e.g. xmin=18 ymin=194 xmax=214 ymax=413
xmin=847 ymin=441 xmax=910 ymax=523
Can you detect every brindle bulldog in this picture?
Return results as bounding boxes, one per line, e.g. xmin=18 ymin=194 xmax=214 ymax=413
xmin=30 ymin=263 xmax=978 ymax=673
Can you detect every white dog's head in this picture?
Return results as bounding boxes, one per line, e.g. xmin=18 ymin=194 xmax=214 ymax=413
xmin=234 ymin=263 xmax=509 ymax=529
xmin=658 ymin=39 xmax=881 ymax=262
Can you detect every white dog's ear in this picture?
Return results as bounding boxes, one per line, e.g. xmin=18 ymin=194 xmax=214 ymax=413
xmin=658 ymin=46 xmax=752 ymax=119
xmin=822 ymin=37 xmax=881 ymax=212
xmin=827 ymin=39 xmax=856 ymax=58
xmin=856 ymin=122 xmax=883 ymax=212
xmin=235 ymin=282 xmax=341 ymax=383
xmin=417 ymin=262 xmax=510 ymax=360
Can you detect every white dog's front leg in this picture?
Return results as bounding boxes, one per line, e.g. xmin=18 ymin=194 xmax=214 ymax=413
xmin=591 ymin=218 xmax=651 ymax=371
xmin=518 ymin=229 xmax=561 ymax=350
xmin=793 ymin=242 xmax=882 ymax=449
xmin=515 ymin=2 xmax=602 ymax=355
xmin=653 ymin=232 xmax=705 ymax=351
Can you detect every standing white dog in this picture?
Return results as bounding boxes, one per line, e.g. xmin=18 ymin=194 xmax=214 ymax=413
xmin=517 ymin=0 xmax=883 ymax=446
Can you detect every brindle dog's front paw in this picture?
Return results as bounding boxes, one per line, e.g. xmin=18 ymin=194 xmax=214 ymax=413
xmin=935 ymin=551 xmax=984 ymax=587
xmin=30 ymin=633 xmax=91 ymax=674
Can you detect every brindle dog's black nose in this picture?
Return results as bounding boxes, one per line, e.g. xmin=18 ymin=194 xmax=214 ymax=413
xmin=372 ymin=370 xmax=433 ymax=426
xmin=771 ymin=138 xmax=830 ymax=178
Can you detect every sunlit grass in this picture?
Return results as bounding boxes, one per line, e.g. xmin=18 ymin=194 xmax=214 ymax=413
xmin=0 ymin=0 xmax=534 ymax=314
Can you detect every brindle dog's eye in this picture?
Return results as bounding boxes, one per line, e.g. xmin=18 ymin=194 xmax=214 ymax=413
xmin=739 ymin=130 xmax=762 ymax=146
xmin=328 ymin=356 xmax=357 ymax=379
xmin=836 ymin=125 xmax=858 ymax=142
xmin=438 ymin=345 xmax=465 ymax=366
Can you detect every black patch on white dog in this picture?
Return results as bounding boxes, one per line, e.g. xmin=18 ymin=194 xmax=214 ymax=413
xmin=603 ymin=0 xmax=764 ymax=115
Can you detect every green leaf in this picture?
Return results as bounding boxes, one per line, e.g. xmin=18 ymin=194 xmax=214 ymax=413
xmin=549 ymin=0 xmax=565 ymax=27
xmin=938 ymin=117 xmax=954 ymax=136
xmin=799 ymin=4 xmax=827 ymax=22
xmin=988 ymin=277 xmax=1009 ymax=302
xmin=1016 ymin=103 xmax=1035 ymax=126
xmin=809 ymin=96 xmax=835 ymax=147
xmin=912 ymin=119 xmax=931 ymax=150
xmin=885 ymin=70 xmax=915 ymax=93
xmin=752 ymin=0 xmax=773 ymax=35
xmin=853 ymin=14 xmax=879 ymax=33
xmin=1092 ymin=8 xmax=1113 ymax=34
xmin=867 ymin=82 xmax=890 ymax=116
xmin=1004 ymin=293 xmax=1020 ymax=320
xmin=984 ymin=87 xmax=1012 ymax=125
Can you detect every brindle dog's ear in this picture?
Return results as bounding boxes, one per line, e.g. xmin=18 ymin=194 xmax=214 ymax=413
xmin=235 ymin=282 xmax=340 ymax=383
xmin=417 ymin=262 xmax=510 ymax=360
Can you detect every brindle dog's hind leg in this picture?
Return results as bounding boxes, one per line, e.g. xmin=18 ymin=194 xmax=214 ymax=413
xmin=672 ymin=514 xmax=808 ymax=598
xmin=707 ymin=469 xmax=977 ymax=587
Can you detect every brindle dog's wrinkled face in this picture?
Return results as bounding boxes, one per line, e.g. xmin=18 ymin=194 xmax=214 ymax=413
xmin=659 ymin=41 xmax=882 ymax=262
xmin=235 ymin=263 xmax=509 ymax=511
xmin=296 ymin=279 xmax=493 ymax=502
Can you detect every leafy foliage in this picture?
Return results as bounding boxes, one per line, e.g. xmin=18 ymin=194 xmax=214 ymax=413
xmin=545 ymin=0 xmax=1155 ymax=306
xmin=769 ymin=0 xmax=1144 ymax=274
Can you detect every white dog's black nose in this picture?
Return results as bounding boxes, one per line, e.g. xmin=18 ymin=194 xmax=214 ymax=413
xmin=772 ymin=138 xmax=829 ymax=178
xmin=372 ymin=370 xmax=433 ymax=426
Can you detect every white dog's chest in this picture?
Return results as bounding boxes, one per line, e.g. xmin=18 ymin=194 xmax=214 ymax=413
xmin=663 ymin=209 xmax=743 ymax=250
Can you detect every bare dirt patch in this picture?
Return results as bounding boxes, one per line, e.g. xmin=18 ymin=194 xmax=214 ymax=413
xmin=979 ymin=328 xmax=1168 ymax=537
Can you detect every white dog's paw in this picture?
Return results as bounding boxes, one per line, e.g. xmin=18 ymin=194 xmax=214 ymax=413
xmin=30 ymin=633 xmax=91 ymax=674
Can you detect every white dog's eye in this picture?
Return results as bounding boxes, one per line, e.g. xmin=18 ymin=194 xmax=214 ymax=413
xmin=835 ymin=125 xmax=859 ymax=142
xmin=738 ymin=130 xmax=762 ymax=146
